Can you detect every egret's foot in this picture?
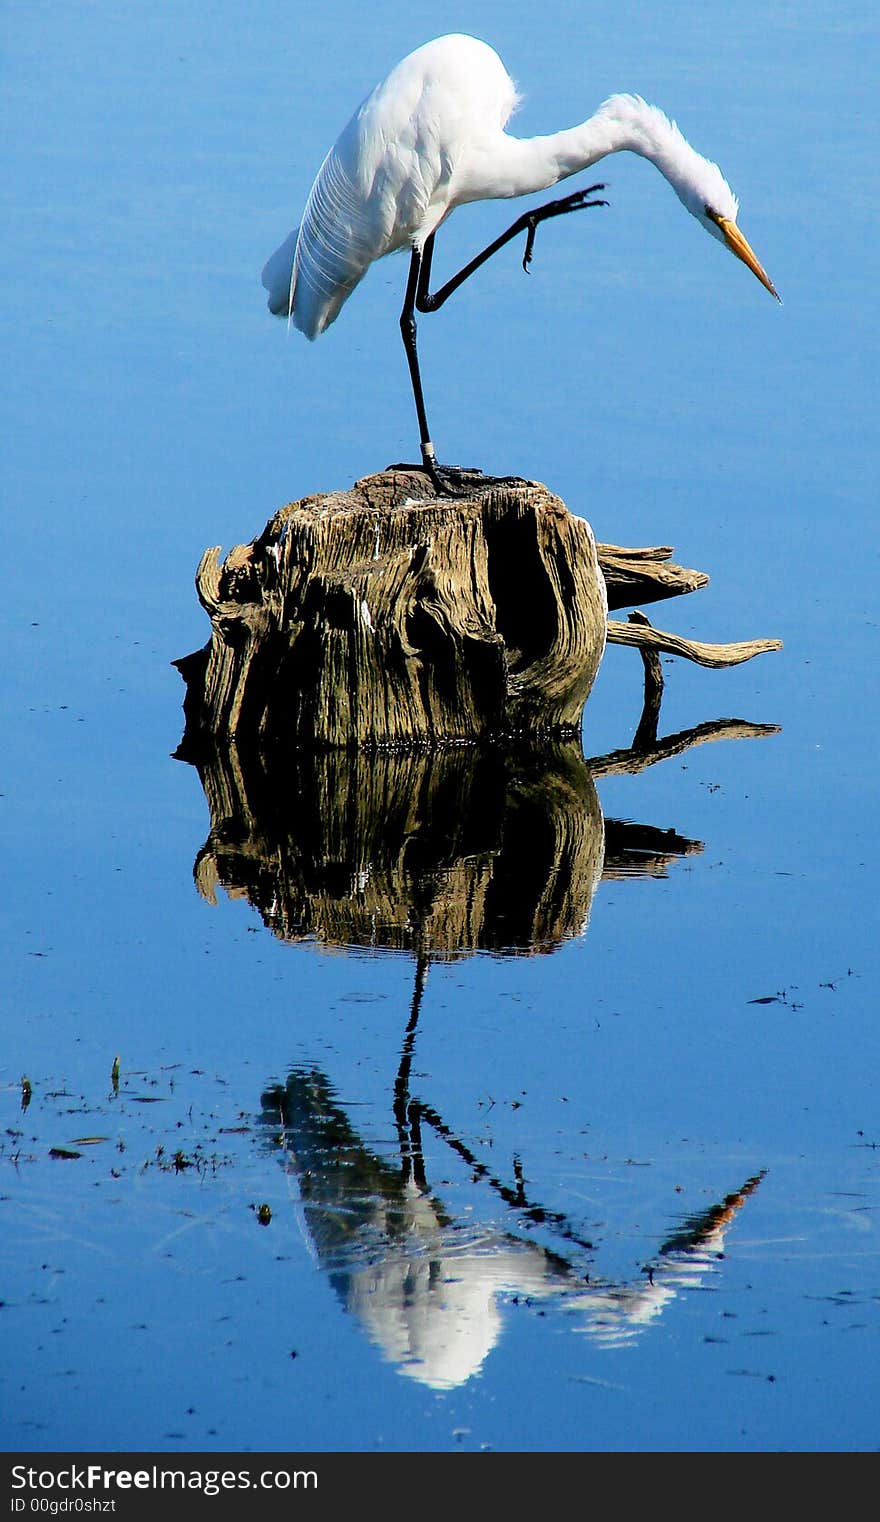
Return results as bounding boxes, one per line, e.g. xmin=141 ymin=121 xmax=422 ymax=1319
xmin=522 ymin=182 xmax=608 ymax=270
xmin=387 ymin=459 xmax=527 ymax=498
xmin=404 ymin=453 xmax=486 ymax=497
xmin=431 ymin=462 xmax=486 ymax=496
xmin=387 ymin=459 xmax=474 ymax=492
xmin=426 ymin=461 xmax=530 ymax=497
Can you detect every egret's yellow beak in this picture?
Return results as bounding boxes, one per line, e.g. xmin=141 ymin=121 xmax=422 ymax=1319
xmin=711 ymin=212 xmax=780 ymax=301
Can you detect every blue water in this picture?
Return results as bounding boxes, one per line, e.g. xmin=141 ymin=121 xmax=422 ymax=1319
xmin=1 ymin=2 xmax=877 ymax=1453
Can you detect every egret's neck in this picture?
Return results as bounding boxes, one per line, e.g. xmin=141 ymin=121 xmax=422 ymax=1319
xmin=542 ymin=96 xmax=703 ymax=194
xmin=480 ymin=96 xmax=709 ymax=207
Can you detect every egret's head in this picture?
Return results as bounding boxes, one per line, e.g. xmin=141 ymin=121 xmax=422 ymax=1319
xmin=666 ymin=131 xmax=780 ymax=300
xmin=608 ymin=94 xmax=780 ymax=301
xmin=700 ymin=201 xmax=780 ymax=300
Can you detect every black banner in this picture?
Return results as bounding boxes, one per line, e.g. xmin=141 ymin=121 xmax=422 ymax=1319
xmin=2 ymin=1458 xmax=336 ymax=1516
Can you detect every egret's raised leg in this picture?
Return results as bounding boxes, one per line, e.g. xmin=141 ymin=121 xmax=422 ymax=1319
xmin=418 ymin=184 xmax=608 ymax=310
xmin=399 ymin=185 xmax=608 ymax=493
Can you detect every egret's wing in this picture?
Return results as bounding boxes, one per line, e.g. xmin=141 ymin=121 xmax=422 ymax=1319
xmin=289 ymin=142 xmax=389 ymax=338
xmin=263 ymin=41 xmax=473 ymax=338
xmin=262 ymin=228 xmax=299 ymax=317
xmin=262 ymin=150 xmax=381 ymax=336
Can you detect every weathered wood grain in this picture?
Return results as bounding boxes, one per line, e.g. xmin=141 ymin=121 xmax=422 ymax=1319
xmin=179 ymin=469 xmax=608 ymax=748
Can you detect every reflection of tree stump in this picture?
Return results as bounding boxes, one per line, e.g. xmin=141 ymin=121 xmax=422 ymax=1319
xmin=189 ymin=742 xmax=609 ymax=958
xmin=176 ymin=469 xmax=609 ymax=748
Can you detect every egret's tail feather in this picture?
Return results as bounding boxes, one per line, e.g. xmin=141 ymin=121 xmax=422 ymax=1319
xmin=262 ymin=229 xmax=299 ymax=318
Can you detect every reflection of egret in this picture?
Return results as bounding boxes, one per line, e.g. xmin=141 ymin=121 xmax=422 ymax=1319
xmin=393 ymin=953 xmax=429 ymax=1192
xmin=261 ymin=1068 xmax=766 ymax=1388
xmin=570 ymin=1171 xmax=767 ymax=1349
xmin=263 ymin=33 xmax=778 ymax=483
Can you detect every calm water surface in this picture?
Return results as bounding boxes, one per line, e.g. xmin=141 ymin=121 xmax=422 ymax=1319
xmin=1 ymin=2 xmax=877 ymax=1453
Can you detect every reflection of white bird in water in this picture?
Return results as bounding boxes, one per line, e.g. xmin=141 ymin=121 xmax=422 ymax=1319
xmin=263 ymin=33 xmax=779 ymax=488
xmin=265 ymin=1069 xmax=766 ymax=1389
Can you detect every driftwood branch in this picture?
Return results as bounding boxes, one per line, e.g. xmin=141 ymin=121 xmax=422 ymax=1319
xmin=606 ymin=618 xmax=782 ymax=669
xmin=597 ymin=543 xmax=709 ymax=610
xmin=627 ymin=610 xmax=665 ymax=748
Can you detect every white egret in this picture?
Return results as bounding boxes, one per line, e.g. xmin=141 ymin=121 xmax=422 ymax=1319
xmin=263 ymin=34 xmax=778 ymax=488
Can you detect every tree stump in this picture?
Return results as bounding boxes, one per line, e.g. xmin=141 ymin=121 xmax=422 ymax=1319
xmin=175 ymin=466 xmax=782 ymax=751
xmin=176 ymin=468 xmax=608 ymax=749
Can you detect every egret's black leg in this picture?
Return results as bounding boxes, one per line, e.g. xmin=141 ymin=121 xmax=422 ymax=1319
xmin=399 ymin=247 xmax=442 ymax=484
xmin=398 ymin=241 xmax=481 ymax=495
